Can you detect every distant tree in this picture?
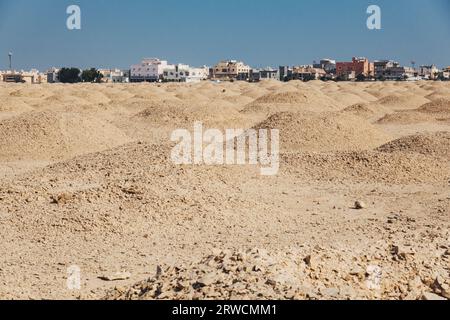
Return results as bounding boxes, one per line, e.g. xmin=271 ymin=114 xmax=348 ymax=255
xmin=302 ymin=74 xmax=316 ymax=82
xmin=356 ymin=74 xmax=366 ymax=82
xmin=81 ymin=68 xmax=103 ymax=83
xmin=58 ymin=67 xmax=81 ymax=83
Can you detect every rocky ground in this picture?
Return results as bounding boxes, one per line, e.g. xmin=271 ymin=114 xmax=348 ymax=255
xmin=0 ymin=81 xmax=448 ymax=300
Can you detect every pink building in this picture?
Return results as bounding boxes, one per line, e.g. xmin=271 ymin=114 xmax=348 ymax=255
xmin=336 ymin=57 xmax=374 ymax=79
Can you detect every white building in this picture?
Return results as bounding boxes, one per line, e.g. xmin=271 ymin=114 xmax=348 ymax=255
xmin=99 ymin=69 xmax=129 ymax=83
xmin=46 ymin=67 xmax=60 ymax=83
xmin=162 ymin=64 xmax=208 ymax=83
xmin=130 ymin=58 xmax=172 ymax=82
xmin=419 ymin=65 xmax=439 ymax=80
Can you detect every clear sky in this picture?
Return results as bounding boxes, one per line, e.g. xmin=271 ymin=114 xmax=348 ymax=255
xmin=0 ymin=0 xmax=449 ymax=71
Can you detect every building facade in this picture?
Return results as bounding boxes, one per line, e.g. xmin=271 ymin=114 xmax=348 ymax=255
xmin=99 ymin=69 xmax=130 ymax=83
xmin=374 ymin=60 xmax=397 ymax=78
xmin=438 ymin=67 xmax=450 ymax=80
xmin=130 ymin=58 xmax=172 ymax=82
xmin=212 ymin=60 xmax=251 ymax=80
xmin=46 ymin=67 xmax=60 ymax=83
xmin=279 ymin=66 xmax=293 ymax=82
xmin=374 ymin=61 xmax=416 ymax=80
xmin=419 ymin=65 xmax=439 ymax=80
xmin=2 ymin=69 xmax=45 ymax=83
xmin=313 ymin=59 xmax=336 ymax=75
xmin=336 ymin=57 xmax=375 ymax=79
xmin=246 ymin=68 xmax=278 ymax=82
xmin=162 ymin=64 xmax=208 ymax=83
xmin=292 ymin=65 xmax=326 ymax=80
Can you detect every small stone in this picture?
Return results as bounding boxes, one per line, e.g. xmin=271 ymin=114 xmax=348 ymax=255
xmin=51 ymin=193 xmax=73 ymax=205
xmin=99 ymin=271 xmax=131 ymax=281
xmin=421 ymin=292 xmax=447 ymax=300
xmin=321 ymin=287 xmax=340 ymax=298
xmin=349 ymin=266 xmax=365 ymax=276
xmin=195 ymin=274 xmax=216 ymax=287
xmin=354 ymin=201 xmax=366 ymax=210
xmin=390 ymin=244 xmax=414 ymax=260
xmin=303 ymin=255 xmax=312 ymax=267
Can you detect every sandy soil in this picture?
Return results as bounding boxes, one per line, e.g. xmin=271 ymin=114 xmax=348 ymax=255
xmin=0 ymin=80 xmax=449 ymax=300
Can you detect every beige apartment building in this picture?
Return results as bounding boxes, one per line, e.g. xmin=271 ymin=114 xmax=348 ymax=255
xmin=213 ymin=60 xmax=251 ymax=80
xmin=2 ymin=69 xmax=46 ymax=83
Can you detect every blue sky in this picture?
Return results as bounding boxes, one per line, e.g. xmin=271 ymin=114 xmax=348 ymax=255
xmin=0 ymin=0 xmax=449 ymax=70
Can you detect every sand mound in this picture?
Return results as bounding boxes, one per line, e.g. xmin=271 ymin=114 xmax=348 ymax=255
xmin=251 ymin=91 xmax=311 ymax=104
xmin=133 ymin=100 xmax=244 ymax=128
xmin=282 ymin=151 xmax=448 ymax=184
xmin=376 ymin=111 xmax=433 ymax=124
xmin=376 ymin=132 xmax=450 ymax=158
xmin=416 ymin=99 xmax=450 ymax=114
xmin=0 ymin=96 xmax=34 ymax=113
xmin=342 ymin=103 xmax=378 ymax=116
xmin=253 ymin=112 xmax=391 ymax=152
xmin=133 ymin=100 xmax=192 ymax=124
xmin=341 ymin=102 xmax=391 ymax=120
xmin=377 ymin=94 xmax=430 ymax=110
xmin=0 ymin=111 xmax=130 ymax=161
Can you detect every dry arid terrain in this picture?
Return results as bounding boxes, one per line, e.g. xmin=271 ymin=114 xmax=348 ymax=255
xmin=0 ymin=80 xmax=449 ymax=300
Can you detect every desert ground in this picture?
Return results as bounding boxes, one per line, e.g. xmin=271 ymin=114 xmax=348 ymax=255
xmin=0 ymin=80 xmax=449 ymax=300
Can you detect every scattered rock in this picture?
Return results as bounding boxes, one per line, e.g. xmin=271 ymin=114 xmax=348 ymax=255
xmin=99 ymin=272 xmax=131 ymax=281
xmin=354 ymin=201 xmax=366 ymax=210
xmin=421 ymin=292 xmax=447 ymax=301
xmin=50 ymin=193 xmax=74 ymax=205
xmin=321 ymin=287 xmax=340 ymax=298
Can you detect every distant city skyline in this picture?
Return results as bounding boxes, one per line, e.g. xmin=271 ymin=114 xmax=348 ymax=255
xmin=0 ymin=0 xmax=449 ymax=71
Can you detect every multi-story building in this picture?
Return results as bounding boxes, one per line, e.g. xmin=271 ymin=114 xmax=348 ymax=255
xmin=336 ymin=57 xmax=375 ymax=80
xmin=99 ymin=69 xmax=130 ymax=83
xmin=438 ymin=67 xmax=450 ymax=80
xmin=259 ymin=68 xmax=278 ymax=81
xmin=386 ymin=66 xmax=416 ymax=80
xmin=2 ymin=72 xmax=23 ymax=83
xmin=374 ymin=61 xmax=416 ymax=80
xmin=419 ymin=65 xmax=439 ymax=80
xmin=130 ymin=58 xmax=172 ymax=82
xmin=292 ymin=65 xmax=326 ymax=80
xmin=2 ymin=69 xmax=45 ymax=83
xmin=46 ymin=67 xmax=60 ymax=83
xmin=313 ymin=59 xmax=336 ymax=75
xmin=279 ymin=66 xmax=293 ymax=82
xmin=162 ymin=64 xmax=208 ymax=83
xmin=212 ymin=60 xmax=251 ymax=80
xmin=374 ymin=60 xmax=397 ymax=78
xmin=246 ymin=68 xmax=278 ymax=82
